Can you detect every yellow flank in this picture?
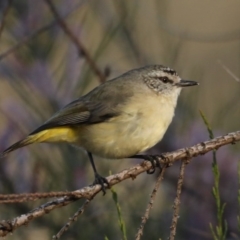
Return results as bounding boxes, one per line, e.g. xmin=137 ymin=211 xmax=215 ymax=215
xmin=31 ymin=127 xmax=78 ymax=143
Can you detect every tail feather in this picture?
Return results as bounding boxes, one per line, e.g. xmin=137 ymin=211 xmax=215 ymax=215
xmin=0 ymin=131 xmax=49 ymax=158
xmin=0 ymin=127 xmax=77 ymax=158
xmin=0 ymin=136 xmax=35 ymax=158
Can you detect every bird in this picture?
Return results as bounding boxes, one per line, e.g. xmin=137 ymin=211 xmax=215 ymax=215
xmin=0 ymin=65 xmax=198 ymax=193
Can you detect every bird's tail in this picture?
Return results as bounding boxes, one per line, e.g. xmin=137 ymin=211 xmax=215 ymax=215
xmin=0 ymin=135 xmax=36 ymax=157
xmin=0 ymin=127 xmax=76 ymax=158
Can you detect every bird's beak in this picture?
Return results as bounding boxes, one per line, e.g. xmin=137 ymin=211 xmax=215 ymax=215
xmin=176 ymin=80 xmax=199 ymax=87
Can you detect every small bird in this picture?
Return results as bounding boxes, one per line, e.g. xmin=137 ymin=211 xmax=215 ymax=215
xmin=0 ymin=65 xmax=198 ymax=193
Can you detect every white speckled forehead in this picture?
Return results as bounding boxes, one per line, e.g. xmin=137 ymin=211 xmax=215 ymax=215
xmin=161 ymin=67 xmax=178 ymax=76
xmin=147 ymin=66 xmax=178 ymax=78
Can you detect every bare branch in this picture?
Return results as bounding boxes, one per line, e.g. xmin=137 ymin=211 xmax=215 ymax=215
xmin=0 ymin=130 xmax=239 ymax=237
xmin=0 ymin=191 xmax=81 ymax=203
xmin=44 ymin=0 xmax=106 ymax=83
xmin=135 ymin=165 xmax=167 ymax=240
xmin=169 ymin=160 xmax=187 ymax=240
xmin=53 ymin=198 xmax=94 ymax=239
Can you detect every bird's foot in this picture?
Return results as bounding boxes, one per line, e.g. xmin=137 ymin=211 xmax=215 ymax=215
xmin=131 ymin=155 xmax=162 ymax=174
xmin=92 ymin=172 xmax=110 ymax=195
xmin=144 ymin=155 xmax=161 ymax=174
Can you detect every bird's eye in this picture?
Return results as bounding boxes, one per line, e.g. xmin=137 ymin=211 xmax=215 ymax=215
xmin=158 ymin=77 xmax=169 ymax=83
xmin=153 ymin=76 xmax=173 ymax=84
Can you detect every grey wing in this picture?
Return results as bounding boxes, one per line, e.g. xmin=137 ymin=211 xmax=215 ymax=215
xmin=30 ymin=99 xmax=119 ymax=135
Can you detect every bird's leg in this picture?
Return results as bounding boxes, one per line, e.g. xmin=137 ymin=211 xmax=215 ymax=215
xmin=130 ymin=154 xmax=162 ymax=174
xmin=87 ymin=152 xmax=109 ymax=195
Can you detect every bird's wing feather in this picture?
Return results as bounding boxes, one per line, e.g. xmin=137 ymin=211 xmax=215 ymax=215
xmin=30 ymin=99 xmax=119 ymax=135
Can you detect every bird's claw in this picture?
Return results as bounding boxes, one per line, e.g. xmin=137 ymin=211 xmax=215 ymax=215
xmin=144 ymin=156 xmax=161 ymax=174
xmin=92 ymin=173 xmax=110 ymax=195
xmin=129 ymin=154 xmax=163 ymax=174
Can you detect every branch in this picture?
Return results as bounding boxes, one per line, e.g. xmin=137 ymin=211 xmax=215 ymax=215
xmin=169 ymin=160 xmax=187 ymax=240
xmin=0 ymin=130 xmax=239 ymax=237
xmin=53 ymin=198 xmax=95 ymax=239
xmin=135 ymin=165 xmax=167 ymax=240
xmin=44 ymin=0 xmax=106 ymax=83
xmin=0 ymin=191 xmax=81 ymax=203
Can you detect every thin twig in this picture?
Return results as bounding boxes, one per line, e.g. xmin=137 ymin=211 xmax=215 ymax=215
xmin=0 ymin=130 xmax=239 ymax=237
xmin=0 ymin=25 xmax=51 ymax=61
xmin=218 ymin=60 xmax=240 ymax=82
xmin=44 ymin=0 xmax=106 ymax=83
xmin=0 ymin=3 xmax=80 ymax=61
xmin=0 ymin=0 xmax=13 ymax=38
xmin=53 ymin=197 xmax=95 ymax=239
xmin=135 ymin=165 xmax=167 ymax=240
xmin=169 ymin=160 xmax=187 ymax=240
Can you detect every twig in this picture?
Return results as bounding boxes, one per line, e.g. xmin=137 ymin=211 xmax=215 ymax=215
xmin=169 ymin=160 xmax=187 ymax=240
xmin=0 ymin=25 xmax=51 ymax=62
xmin=0 ymin=130 xmax=239 ymax=237
xmin=0 ymin=191 xmax=81 ymax=203
xmin=44 ymin=0 xmax=106 ymax=83
xmin=135 ymin=165 xmax=167 ymax=240
xmin=218 ymin=60 xmax=240 ymax=82
xmin=0 ymin=0 xmax=13 ymax=38
xmin=0 ymin=3 xmax=79 ymax=61
xmin=53 ymin=197 xmax=95 ymax=239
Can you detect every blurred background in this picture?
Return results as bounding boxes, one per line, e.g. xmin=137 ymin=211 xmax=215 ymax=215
xmin=0 ymin=0 xmax=240 ymax=239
